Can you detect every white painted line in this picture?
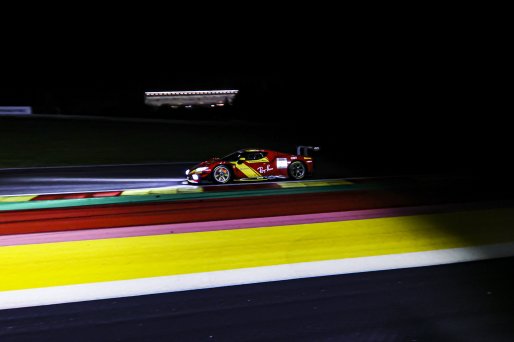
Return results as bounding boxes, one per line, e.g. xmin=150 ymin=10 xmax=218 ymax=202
xmin=0 ymin=162 xmax=195 ymax=171
xmin=1 ymin=242 xmax=513 ymax=310
xmin=12 ymin=177 xmax=185 ymax=182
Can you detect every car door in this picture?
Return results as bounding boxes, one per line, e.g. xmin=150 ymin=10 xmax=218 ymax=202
xmin=244 ymin=152 xmax=274 ymax=177
xmin=230 ymin=152 xmax=260 ymax=179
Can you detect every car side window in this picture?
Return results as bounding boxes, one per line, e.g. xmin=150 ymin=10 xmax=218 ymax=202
xmin=247 ymin=152 xmax=265 ymax=160
xmin=223 ymin=152 xmax=244 ymax=161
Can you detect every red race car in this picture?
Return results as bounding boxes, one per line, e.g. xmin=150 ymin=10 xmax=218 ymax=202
xmin=186 ymin=147 xmax=319 ymax=184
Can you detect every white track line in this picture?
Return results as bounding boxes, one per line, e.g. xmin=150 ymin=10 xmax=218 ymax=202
xmin=1 ymin=242 xmax=513 ymax=310
xmin=10 ymin=177 xmax=185 ymax=182
xmin=0 ymin=178 xmax=347 ymax=197
xmin=0 ymin=162 xmax=194 ymax=171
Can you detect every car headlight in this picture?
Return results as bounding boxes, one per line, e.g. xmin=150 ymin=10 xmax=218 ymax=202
xmin=195 ymin=167 xmax=210 ymax=172
xmin=192 ymin=174 xmax=199 ymax=180
xmin=185 ymin=169 xmax=190 ymax=175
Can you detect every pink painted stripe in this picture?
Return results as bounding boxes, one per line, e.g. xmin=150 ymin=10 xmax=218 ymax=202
xmin=0 ymin=202 xmax=509 ymax=247
xmin=32 ymin=191 xmax=122 ymax=201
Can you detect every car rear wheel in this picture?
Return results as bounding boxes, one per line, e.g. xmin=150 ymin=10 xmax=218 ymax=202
xmin=212 ymin=165 xmax=232 ymax=184
xmin=288 ymin=161 xmax=306 ymax=180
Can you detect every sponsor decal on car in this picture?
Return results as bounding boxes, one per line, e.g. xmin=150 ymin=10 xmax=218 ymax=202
xmin=257 ymin=165 xmax=274 ymax=173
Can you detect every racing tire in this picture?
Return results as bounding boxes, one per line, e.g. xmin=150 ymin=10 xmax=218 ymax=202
xmin=288 ymin=161 xmax=306 ymax=180
xmin=212 ymin=165 xmax=232 ymax=184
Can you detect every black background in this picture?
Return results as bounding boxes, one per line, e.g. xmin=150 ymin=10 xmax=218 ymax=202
xmin=0 ymin=10 xmax=509 ymax=176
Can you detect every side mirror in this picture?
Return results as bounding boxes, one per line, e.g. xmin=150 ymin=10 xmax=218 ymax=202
xmin=237 ymin=157 xmax=246 ymax=164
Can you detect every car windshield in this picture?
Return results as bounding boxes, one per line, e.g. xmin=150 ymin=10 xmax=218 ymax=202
xmin=220 ymin=151 xmax=244 ymax=161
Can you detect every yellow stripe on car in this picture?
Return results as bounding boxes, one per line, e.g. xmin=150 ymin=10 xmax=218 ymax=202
xmin=231 ymin=162 xmax=262 ymax=178
xmin=245 ymin=158 xmax=270 ymax=163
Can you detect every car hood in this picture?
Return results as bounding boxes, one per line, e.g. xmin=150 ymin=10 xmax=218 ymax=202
xmin=191 ymin=157 xmax=221 ymax=170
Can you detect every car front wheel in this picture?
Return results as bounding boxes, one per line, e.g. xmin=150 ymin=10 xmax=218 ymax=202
xmin=212 ymin=165 xmax=232 ymax=184
xmin=288 ymin=161 xmax=306 ymax=180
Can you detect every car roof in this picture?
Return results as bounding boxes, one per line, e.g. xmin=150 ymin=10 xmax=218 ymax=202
xmin=243 ymin=148 xmax=265 ymax=153
xmin=232 ymin=148 xmax=277 ymax=154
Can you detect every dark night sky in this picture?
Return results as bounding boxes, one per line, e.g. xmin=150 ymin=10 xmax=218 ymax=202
xmin=0 ymin=11 xmax=509 ymax=174
xmin=1 ymin=24 xmax=505 ymax=115
xmin=0 ymin=8 xmax=506 ymax=116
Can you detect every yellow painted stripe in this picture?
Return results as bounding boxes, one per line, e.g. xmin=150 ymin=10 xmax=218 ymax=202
xmin=1 ymin=208 xmax=513 ymax=292
xmin=246 ymin=157 xmax=270 ymax=163
xmin=176 ymin=187 xmax=204 ymax=193
xmin=121 ymin=187 xmax=203 ymax=196
xmin=0 ymin=195 xmax=37 ymax=202
xmin=121 ymin=189 xmax=152 ymax=195
xmin=279 ymin=179 xmax=353 ymax=188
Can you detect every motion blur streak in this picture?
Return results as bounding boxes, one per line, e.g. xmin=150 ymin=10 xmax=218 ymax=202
xmin=2 ymin=186 xmax=511 ymax=235
xmin=6 ymin=177 xmax=186 ymax=183
xmin=1 ymin=207 xmax=514 ymax=293
xmin=0 ymin=202 xmax=505 ymax=247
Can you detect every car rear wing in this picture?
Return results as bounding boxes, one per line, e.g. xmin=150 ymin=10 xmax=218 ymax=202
xmin=297 ymin=146 xmax=320 ymax=156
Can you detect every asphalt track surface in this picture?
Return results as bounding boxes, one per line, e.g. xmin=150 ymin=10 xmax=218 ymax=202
xmin=1 ymin=183 xmax=514 ymax=236
xmin=0 ymin=163 xmax=192 ymax=196
xmin=1 ymin=257 xmax=513 ymax=342
xmin=0 ymin=161 xmax=360 ymax=196
xmin=1 ymin=168 xmax=514 ymax=341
